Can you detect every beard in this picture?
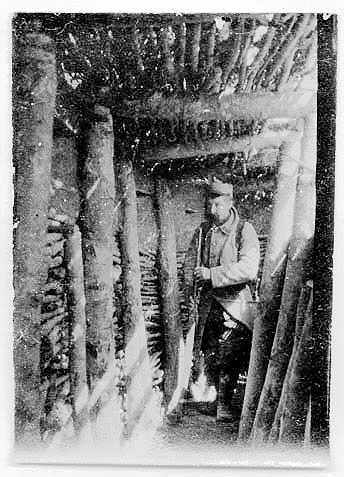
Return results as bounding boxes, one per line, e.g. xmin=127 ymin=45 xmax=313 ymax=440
xmin=210 ymin=212 xmax=231 ymax=226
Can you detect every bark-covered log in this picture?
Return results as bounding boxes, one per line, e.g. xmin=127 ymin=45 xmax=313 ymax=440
xmin=118 ymin=89 xmax=317 ymax=124
xmin=266 ymin=14 xmax=310 ymax=88
xmin=245 ymin=15 xmax=280 ymax=92
xmin=277 ymin=46 xmax=298 ymax=91
xmin=204 ymin=21 xmax=217 ymax=72
xmin=65 ymin=225 xmax=91 ymax=441
xmin=118 ymin=157 xmax=154 ymax=438
xmin=131 ymin=25 xmax=144 ymax=75
xmin=250 ymin=112 xmax=315 ymax=444
xmin=221 ymin=21 xmax=243 ymax=87
xmin=254 ymin=15 xmax=298 ymax=91
xmin=185 ymin=22 xmax=202 ymax=74
xmin=236 ymin=21 xmax=256 ymax=93
xmin=269 ymin=280 xmax=313 ymax=443
xmin=293 ymin=31 xmax=317 ymax=87
xmin=278 ymin=289 xmax=313 ymax=443
xmin=238 ymin=127 xmax=303 ymax=442
xmin=50 ymin=136 xmax=80 ymax=223
xmin=160 ymin=26 xmax=175 ymax=82
xmin=13 ymin=32 xmax=56 ymax=443
xmin=174 ymin=22 xmax=186 ymax=90
xmin=142 ymin=126 xmax=295 ymax=164
xmin=79 ymin=105 xmax=117 ymax=435
xmin=155 ymin=176 xmax=184 ymax=415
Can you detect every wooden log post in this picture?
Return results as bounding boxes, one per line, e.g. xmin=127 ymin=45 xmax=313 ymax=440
xmin=250 ymin=114 xmax=316 ymax=444
xmin=238 ymin=125 xmax=303 ymax=442
xmin=12 ymin=32 xmax=56 ymax=444
xmin=276 ymin=113 xmax=316 ymax=443
xmin=50 ymin=134 xmax=80 ymax=223
xmin=278 ymin=286 xmax=313 ymax=443
xmin=154 ymin=176 xmax=184 ymax=416
xmin=118 ymin=157 xmax=154 ymax=439
xmin=268 ymin=280 xmax=313 ymax=444
xmin=268 ymin=281 xmax=313 ymax=443
xmin=79 ymin=105 xmax=118 ymax=440
xmin=64 ymin=225 xmax=91 ymax=443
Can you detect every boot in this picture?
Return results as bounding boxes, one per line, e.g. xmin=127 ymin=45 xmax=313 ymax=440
xmin=216 ymin=372 xmax=233 ymax=422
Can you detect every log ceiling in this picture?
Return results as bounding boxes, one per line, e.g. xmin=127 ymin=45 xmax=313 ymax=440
xmin=14 ymin=13 xmax=317 ymax=163
xmin=14 ymin=13 xmax=317 ymax=115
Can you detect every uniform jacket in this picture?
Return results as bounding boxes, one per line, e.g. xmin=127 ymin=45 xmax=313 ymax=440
xmin=183 ymin=206 xmax=260 ymax=334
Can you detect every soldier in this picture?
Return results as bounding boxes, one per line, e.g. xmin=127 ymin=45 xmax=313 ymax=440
xmin=184 ymin=177 xmax=260 ymax=421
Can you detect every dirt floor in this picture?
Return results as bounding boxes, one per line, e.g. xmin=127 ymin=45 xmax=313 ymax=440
xmin=137 ymin=397 xmax=243 ymax=466
xmin=160 ymin=400 xmax=239 ymax=446
xmin=143 ymin=378 xmax=245 ymax=458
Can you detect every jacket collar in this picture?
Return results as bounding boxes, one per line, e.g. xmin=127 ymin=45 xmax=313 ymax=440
xmin=216 ymin=206 xmax=240 ymax=236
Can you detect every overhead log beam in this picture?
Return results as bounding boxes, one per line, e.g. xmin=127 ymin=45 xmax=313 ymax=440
xmin=27 ymin=13 xmax=271 ymax=30
xmin=141 ymin=127 xmax=302 ymax=163
xmin=116 ymin=90 xmax=316 ymax=123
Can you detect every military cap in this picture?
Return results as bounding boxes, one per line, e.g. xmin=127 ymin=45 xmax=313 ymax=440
xmin=207 ymin=177 xmax=234 ymax=198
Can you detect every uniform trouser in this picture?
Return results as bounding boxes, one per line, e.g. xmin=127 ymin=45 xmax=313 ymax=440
xmin=201 ymin=300 xmax=252 ymax=409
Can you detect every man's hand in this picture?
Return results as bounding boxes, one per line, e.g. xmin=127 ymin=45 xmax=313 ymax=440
xmin=194 ymin=266 xmax=211 ymax=283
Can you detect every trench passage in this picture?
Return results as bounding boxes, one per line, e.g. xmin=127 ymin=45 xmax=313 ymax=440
xmin=146 ymin=376 xmax=247 ymax=455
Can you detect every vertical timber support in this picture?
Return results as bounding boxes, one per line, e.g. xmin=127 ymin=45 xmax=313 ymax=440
xmin=80 ymin=105 xmax=118 ymax=441
xmin=238 ymin=125 xmax=303 ymax=442
xmin=269 ymin=281 xmax=314 ymax=443
xmin=251 ymin=112 xmax=316 ymax=444
xmin=118 ymin=157 xmax=154 ymax=439
xmin=155 ymin=176 xmax=184 ymax=416
xmin=65 ymin=225 xmax=91 ymax=443
xmin=278 ymin=281 xmax=313 ymax=444
xmin=12 ymin=32 xmax=56 ymax=445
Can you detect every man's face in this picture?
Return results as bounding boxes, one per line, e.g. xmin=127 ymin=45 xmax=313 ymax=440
xmin=208 ymin=194 xmax=233 ymax=225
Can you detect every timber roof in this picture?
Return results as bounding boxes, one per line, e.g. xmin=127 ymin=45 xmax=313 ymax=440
xmin=14 ymin=13 xmax=317 ymax=161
